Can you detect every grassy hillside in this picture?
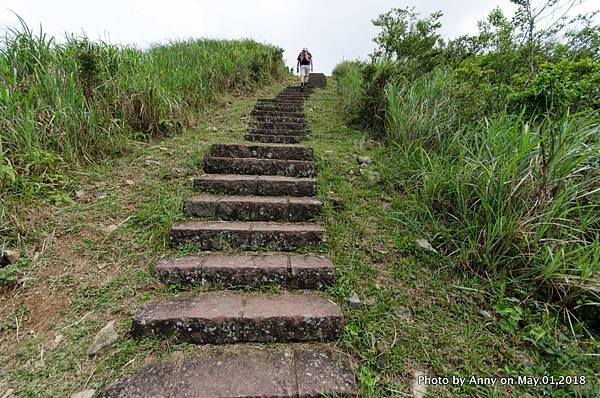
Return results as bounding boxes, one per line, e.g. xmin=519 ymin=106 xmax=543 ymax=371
xmin=0 ymin=18 xmax=286 ymax=247
xmin=331 ymin=5 xmax=599 ymax=395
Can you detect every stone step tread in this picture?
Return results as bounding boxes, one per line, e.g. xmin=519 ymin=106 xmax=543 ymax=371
xmin=246 ymin=128 xmax=308 ymax=136
xmin=170 ymin=221 xmax=325 ymax=250
xmin=193 ymin=174 xmax=317 ymax=197
xmin=184 ymin=194 xmax=322 ymax=221
xmin=156 ymin=253 xmax=334 ymax=288
xmin=99 ymin=345 xmax=356 ymax=398
xmin=132 ymin=292 xmax=343 ymax=343
xmin=209 ymin=143 xmax=313 ymax=160
xmin=204 ymin=157 xmax=316 ymax=178
xmin=245 ymin=134 xmax=305 ymax=144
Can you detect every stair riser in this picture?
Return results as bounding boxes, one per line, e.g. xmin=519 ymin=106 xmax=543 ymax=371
xmin=252 ymin=116 xmax=306 ymax=124
xmin=246 ymin=128 xmax=308 ymax=136
xmin=209 ymin=144 xmax=313 ymax=160
xmin=203 ymin=158 xmax=316 ymax=178
xmin=170 ymin=228 xmax=324 ymax=251
xmin=132 ymin=317 xmax=342 ymax=344
xmin=194 ymin=177 xmax=317 ymax=197
xmin=156 ymin=256 xmax=334 ymax=289
xmin=251 ymin=110 xmax=305 ymax=118
xmin=183 ymin=199 xmax=321 ymax=221
xmin=245 ymin=134 xmax=305 ymax=144
xmin=251 ymin=122 xmax=307 ymax=131
xmin=254 ymin=105 xmax=305 ymax=112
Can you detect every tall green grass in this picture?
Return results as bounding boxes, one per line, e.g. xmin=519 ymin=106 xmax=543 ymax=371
xmin=0 ymin=18 xmax=285 ymax=190
xmin=334 ymin=61 xmax=600 ymax=319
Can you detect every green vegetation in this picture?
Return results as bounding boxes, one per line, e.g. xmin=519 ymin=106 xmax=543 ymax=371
xmin=331 ymin=2 xmax=599 ymax=395
xmin=0 ymin=17 xmax=285 ymax=244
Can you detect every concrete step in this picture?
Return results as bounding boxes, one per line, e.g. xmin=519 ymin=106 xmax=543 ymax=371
xmin=256 ymin=100 xmax=305 ymax=107
xmin=252 ymin=121 xmax=307 ymax=131
xmin=209 ymin=143 xmax=313 ymax=160
xmin=254 ymin=104 xmax=306 ymax=112
xmin=251 ymin=109 xmax=305 ymax=118
xmin=184 ymin=194 xmax=321 ymax=221
xmin=193 ymin=174 xmax=317 ymax=197
xmin=170 ymin=221 xmax=324 ymax=250
xmin=156 ymin=253 xmax=334 ymax=288
xmin=247 ymin=127 xmax=308 ymax=136
xmin=245 ymin=134 xmax=305 ymax=144
xmin=203 ymin=157 xmax=316 ymax=178
xmin=131 ymin=292 xmax=343 ymax=343
xmin=252 ymin=115 xmax=306 ymax=124
xmin=99 ymin=345 xmax=356 ymax=398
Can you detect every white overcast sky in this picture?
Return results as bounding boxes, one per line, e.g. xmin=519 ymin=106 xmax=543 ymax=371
xmin=0 ymin=1 xmax=597 ymax=74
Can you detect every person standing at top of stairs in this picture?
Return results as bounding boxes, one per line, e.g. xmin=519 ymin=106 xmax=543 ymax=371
xmin=296 ymin=47 xmax=313 ymax=91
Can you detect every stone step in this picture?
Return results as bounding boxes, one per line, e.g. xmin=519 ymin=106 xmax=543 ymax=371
xmin=131 ymin=292 xmax=343 ymax=343
xmin=184 ymin=194 xmax=321 ymax=221
xmin=252 ymin=115 xmax=306 ymax=124
xmin=254 ymin=104 xmax=306 ymax=112
xmin=203 ymin=157 xmax=316 ymax=177
xmin=245 ymin=134 xmax=305 ymax=144
xmin=99 ymin=345 xmax=356 ymax=398
xmin=256 ymin=100 xmax=305 ymax=107
xmin=247 ymin=127 xmax=307 ymax=136
xmin=156 ymin=253 xmax=334 ymax=288
xmin=209 ymin=143 xmax=313 ymax=160
xmin=170 ymin=221 xmax=324 ymax=250
xmin=251 ymin=109 xmax=305 ymax=118
xmin=193 ymin=174 xmax=317 ymax=197
xmin=251 ymin=121 xmax=307 ymax=131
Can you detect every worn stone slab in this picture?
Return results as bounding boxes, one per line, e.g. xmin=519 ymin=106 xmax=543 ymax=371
xmin=254 ymin=104 xmax=305 ymax=112
xmin=246 ymin=127 xmax=308 ymax=136
xmin=203 ymin=157 xmax=316 ymax=178
xmin=156 ymin=253 xmax=335 ymax=288
xmin=170 ymin=221 xmax=325 ymax=250
xmin=193 ymin=174 xmax=317 ymax=197
xmin=209 ymin=143 xmax=314 ymax=160
xmin=251 ymin=109 xmax=305 ymax=118
xmin=295 ymin=348 xmax=357 ymax=397
xmin=131 ymin=293 xmax=343 ymax=343
xmin=245 ymin=134 xmax=305 ymax=144
xmin=99 ymin=346 xmax=356 ymax=398
xmin=184 ymin=195 xmax=321 ymax=221
xmin=253 ymin=115 xmax=306 ymax=124
xmin=252 ymin=121 xmax=307 ymax=131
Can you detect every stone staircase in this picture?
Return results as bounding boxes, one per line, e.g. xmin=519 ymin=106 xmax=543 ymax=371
xmin=100 ymin=79 xmax=357 ymax=397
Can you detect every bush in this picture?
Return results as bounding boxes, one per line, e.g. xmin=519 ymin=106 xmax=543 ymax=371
xmin=0 ymin=19 xmax=285 ymax=193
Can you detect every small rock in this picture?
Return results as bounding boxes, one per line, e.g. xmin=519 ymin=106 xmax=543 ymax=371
xmin=329 ymin=195 xmax=344 ymax=211
xmin=144 ymin=159 xmax=160 ymax=166
xmin=88 ymin=320 xmax=119 ymax=356
xmin=53 ymin=334 xmax=64 ymax=349
xmin=412 ymin=370 xmax=427 ymax=398
xmin=0 ymin=249 xmax=20 ymax=266
xmin=125 ymin=179 xmax=134 ymax=186
xmin=357 ymin=156 xmax=372 ymax=165
xmin=394 ymin=306 xmax=413 ymax=323
xmin=367 ymin=171 xmax=380 ymax=183
xmin=347 ymin=292 xmax=362 ymax=309
xmin=103 ymin=224 xmax=118 ymax=234
xmin=75 ymin=189 xmax=87 ymax=199
xmin=375 ymin=353 xmax=386 ymax=369
xmin=415 ymin=239 xmax=437 ymax=253
xmin=70 ymin=389 xmax=95 ymax=398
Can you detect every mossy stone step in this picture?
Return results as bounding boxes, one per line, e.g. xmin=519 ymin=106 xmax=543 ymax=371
xmin=99 ymin=345 xmax=356 ymax=398
xmin=170 ymin=221 xmax=324 ymax=251
xmin=203 ymin=157 xmax=316 ymax=177
xmin=184 ymin=194 xmax=321 ymax=221
xmin=245 ymin=134 xmax=306 ymax=144
xmin=131 ymin=292 xmax=343 ymax=343
xmin=209 ymin=143 xmax=313 ymax=160
xmin=193 ymin=174 xmax=317 ymax=197
xmin=250 ymin=109 xmax=305 ymax=118
xmin=252 ymin=121 xmax=307 ymax=131
xmin=156 ymin=253 xmax=334 ymax=288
